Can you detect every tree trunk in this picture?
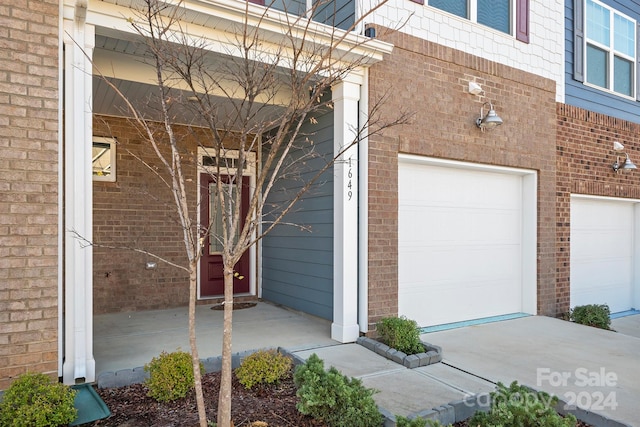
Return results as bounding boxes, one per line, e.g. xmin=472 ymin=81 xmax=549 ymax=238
xmin=188 ymin=263 xmax=208 ymax=427
xmin=217 ymin=264 xmax=235 ymax=427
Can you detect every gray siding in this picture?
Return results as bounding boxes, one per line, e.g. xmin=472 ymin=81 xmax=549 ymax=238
xmin=261 ymin=107 xmax=334 ymax=320
xmin=565 ymin=0 xmax=640 ymax=123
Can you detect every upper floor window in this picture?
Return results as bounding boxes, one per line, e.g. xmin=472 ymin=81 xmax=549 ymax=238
xmin=584 ymin=0 xmax=636 ymax=97
xmin=428 ymin=0 xmax=512 ymax=35
xmin=248 ymin=0 xmax=355 ymax=31
xmin=417 ymin=0 xmax=529 ymax=42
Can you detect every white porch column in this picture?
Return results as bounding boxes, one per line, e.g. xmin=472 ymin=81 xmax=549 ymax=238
xmin=332 ymin=77 xmax=361 ymax=343
xmin=62 ymin=8 xmax=95 ymax=384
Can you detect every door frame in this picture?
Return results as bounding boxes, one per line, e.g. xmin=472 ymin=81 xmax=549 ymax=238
xmin=197 ymin=148 xmax=257 ymax=299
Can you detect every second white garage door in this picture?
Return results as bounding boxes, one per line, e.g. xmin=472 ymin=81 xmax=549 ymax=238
xmin=570 ymin=196 xmax=639 ymax=313
xmin=398 ymin=156 xmax=537 ymax=327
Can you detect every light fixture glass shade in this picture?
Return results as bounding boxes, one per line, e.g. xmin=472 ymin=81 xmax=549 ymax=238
xmin=621 ymin=153 xmax=637 ymax=171
xmin=480 ymin=109 xmax=503 ymax=128
xmin=612 ymin=153 xmax=637 ymax=173
xmin=476 ymin=102 xmax=503 ymax=130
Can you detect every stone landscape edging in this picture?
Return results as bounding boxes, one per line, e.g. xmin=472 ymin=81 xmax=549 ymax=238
xmin=356 ymin=337 xmax=443 ymax=368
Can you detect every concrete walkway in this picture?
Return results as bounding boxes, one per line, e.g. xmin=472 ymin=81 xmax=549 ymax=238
xmin=94 ymin=302 xmax=337 ymax=374
xmin=611 ymin=314 xmax=640 ymax=339
xmin=96 ymin=305 xmax=640 ymax=426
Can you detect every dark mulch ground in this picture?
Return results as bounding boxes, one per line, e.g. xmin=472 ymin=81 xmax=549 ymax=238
xmin=93 ymin=369 xmax=593 ymax=427
xmin=93 ymin=369 xmax=327 ymax=427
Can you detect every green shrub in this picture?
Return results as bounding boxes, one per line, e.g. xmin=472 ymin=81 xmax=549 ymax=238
xmin=294 ymin=353 xmax=383 ymax=427
xmin=0 ymin=372 xmax=77 ymax=427
xmin=570 ymin=304 xmax=611 ymax=330
xmin=376 ymin=316 xmax=423 ymax=355
xmin=395 ymin=416 xmax=449 ymax=427
xmin=469 ymin=381 xmax=577 ymax=427
xmin=235 ymin=349 xmax=292 ymax=389
xmin=144 ymin=350 xmax=203 ymax=402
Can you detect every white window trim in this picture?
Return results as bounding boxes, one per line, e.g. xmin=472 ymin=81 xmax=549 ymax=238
xmin=426 ymin=0 xmax=515 ymax=37
xmin=92 ymin=137 xmax=116 ymax=182
xmin=584 ymin=0 xmax=637 ymax=100
xmin=198 ymin=148 xmax=256 ymax=176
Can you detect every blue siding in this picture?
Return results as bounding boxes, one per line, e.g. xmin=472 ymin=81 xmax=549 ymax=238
xmin=261 ymin=105 xmax=334 ymax=320
xmin=565 ymin=0 xmax=640 ymax=123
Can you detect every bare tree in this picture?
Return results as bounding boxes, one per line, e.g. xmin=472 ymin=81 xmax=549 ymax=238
xmin=88 ymin=1 xmax=408 ymax=426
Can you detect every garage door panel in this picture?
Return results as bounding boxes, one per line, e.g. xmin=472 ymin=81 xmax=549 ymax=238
xmin=571 ymin=231 xmax=626 ymax=258
xmin=399 ymin=160 xmax=527 ymax=327
xmin=570 ymin=197 xmax=635 ymax=313
xmin=399 ymin=278 xmax=521 ymax=325
xmin=401 ymin=207 xmax=521 ymax=244
xmin=401 ymin=164 xmax=521 ymax=208
xmin=401 ymin=245 xmax=521 ymax=283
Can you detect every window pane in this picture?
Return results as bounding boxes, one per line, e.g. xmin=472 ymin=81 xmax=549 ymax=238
xmin=92 ymin=139 xmax=116 ymax=182
xmin=209 ymin=182 xmax=238 ymax=254
xmin=614 ymin=14 xmax=635 ymax=57
xmin=614 ymin=56 xmax=633 ymax=96
xmin=478 ymin=0 xmax=510 ymax=34
xmin=586 ymin=44 xmax=608 ymax=88
xmin=586 ymin=0 xmax=610 ymax=46
xmin=429 ymin=0 xmax=467 ymax=19
xmin=271 ymin=0 xmax=306 ymax=16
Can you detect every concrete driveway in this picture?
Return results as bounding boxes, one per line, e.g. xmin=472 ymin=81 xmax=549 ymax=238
xmin=424 ymin=316 xmax=640 ymax=426
xmin=611 ymin=314 xmax=640 ymax=339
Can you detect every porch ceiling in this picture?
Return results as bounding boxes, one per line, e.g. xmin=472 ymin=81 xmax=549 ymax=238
xmin=85 ymin=0 xmax=393 ymax=126
xmin=92 ymin=34 xmax=288 ymax=127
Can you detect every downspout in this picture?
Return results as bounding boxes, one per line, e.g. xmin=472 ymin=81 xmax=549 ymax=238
xmin=357 ymin=67 xmax=369 ymax=334
xmin=57 ymin=0 xmax=64 ymax=378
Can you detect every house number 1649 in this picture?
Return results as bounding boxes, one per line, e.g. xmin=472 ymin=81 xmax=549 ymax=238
xmin=347 ymin=156 xmax=353 ymax=201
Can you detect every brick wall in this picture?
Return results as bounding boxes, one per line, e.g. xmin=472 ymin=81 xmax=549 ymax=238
xmin=556 ymin=104 xmax=640 ymax=315
xmin=0 ymin=0 xmax=59 ymax=389
xmin=92 ymin=117 xmax=254 ymax=314
xmin=366 ymin=29 xmax=558 ymax=330
xmin=93 ymin=116 xmax=198 ymax=314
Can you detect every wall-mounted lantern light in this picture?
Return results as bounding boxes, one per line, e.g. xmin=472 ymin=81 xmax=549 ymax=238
xmin=612 ymin=141 xmax=637 ymax=173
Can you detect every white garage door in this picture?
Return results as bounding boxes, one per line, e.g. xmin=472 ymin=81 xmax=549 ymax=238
xmin=570 ymin=197 xmax=637 ymax=312
xmin=398 ymin=157 xmax=536 ymax=327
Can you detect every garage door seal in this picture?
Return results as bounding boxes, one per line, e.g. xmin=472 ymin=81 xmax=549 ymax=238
xmin=419 ymin=313 xmax=530 ymax=333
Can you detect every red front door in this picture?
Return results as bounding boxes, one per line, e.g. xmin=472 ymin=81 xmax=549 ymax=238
xmin=199 ymin=173 xmax=251 ymax=297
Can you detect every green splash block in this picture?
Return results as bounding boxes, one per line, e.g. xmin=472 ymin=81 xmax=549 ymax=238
xmin=70 ymin=383 xmax=110 ymax=426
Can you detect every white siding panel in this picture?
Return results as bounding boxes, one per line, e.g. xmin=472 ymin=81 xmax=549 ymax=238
xmin=369 ymin=0 xmax=565 ymax=102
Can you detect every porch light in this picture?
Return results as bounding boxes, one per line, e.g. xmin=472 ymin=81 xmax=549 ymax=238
xmin=611 ymin=142 xmax=637 ymax=173
xmin=476 ymin=101 xmax=503 ymax=131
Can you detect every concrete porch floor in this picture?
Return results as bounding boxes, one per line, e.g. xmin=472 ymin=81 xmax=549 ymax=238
xmin=93 ymin=301 xmax=338 ymax=376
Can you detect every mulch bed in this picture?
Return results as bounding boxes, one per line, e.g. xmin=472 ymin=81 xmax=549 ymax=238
xmin=93 ymin=369 xmax=593 ymax=427
xmin=94 ymin=369 xmax=327 ymax=427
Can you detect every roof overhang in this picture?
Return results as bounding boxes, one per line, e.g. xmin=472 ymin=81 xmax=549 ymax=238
xmin=66 ymin=0 xmax=393 ymax=67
